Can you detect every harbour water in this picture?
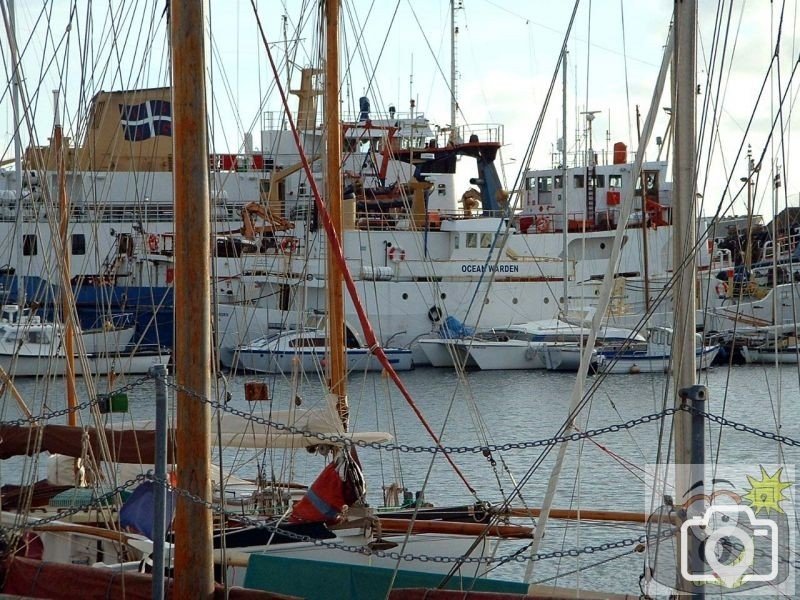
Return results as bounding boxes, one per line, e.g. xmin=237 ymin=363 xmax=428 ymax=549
xmin=1 ymin=363 xmax=798 ymax=595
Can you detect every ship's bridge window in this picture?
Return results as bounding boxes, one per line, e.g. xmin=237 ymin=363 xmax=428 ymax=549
xmin=591 ymin=174 xmax=605 ymax=188
xmin=23 ymin=234 xmax=37 ymax=256
xmin=554 ymin=175 xmax=563 ymax=189
xmin=609 ymin=174 xmax=622 ymax=188
xmin=573 ymin=174 xmax=584 ymax=189
xmin=480 ymin=233 xmax=493 ymax=248
xmin=466 ymin=232 xmax=477 ymax=248
xmin=525 ymin=176 xmax=536 ymax=191
xmin=537 ymin=177 xmax=553 ymax=193
xmin=71 ymin=234 xmax=86 ymax=255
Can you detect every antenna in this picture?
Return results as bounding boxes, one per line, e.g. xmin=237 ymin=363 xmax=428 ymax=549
xmin=581 ymin=110 xmax=601 ymax=166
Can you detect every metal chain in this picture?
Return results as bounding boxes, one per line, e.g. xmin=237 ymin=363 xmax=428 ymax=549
xmin=0 ymin=397 xmax=96 ymax=428
xmin=153 ymin=475 xmax=667 ymax=565
xmin=683 ymin=405 xmax=800 ymax=447
xmin=0 ymin=475 xmax=147 ymax=537
xmin=166 ymin=379 xmax=679 ymax=455
xmin=0 ymin=374 xmax=153 ymax=428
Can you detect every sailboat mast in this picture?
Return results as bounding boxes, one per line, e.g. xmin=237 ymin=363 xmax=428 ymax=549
xmin=561 ymin=50 xmax=568 ymax=306
xmin=9 ymin=0 xmax=23 ymax=307
xmin=171 ymin=0 xmax=214 ymax=596
xmin=53 ymin=90 xmax=77 ymax=420
xmin=324 ymin=0 xmax=347 ymax=427
xmin=671 ymin=0 xmax=698 ymax=457
xmin=671 ymin=0 xmax=700 ymax=594
xmin=449 ymin=0 xmax=459 ymax=143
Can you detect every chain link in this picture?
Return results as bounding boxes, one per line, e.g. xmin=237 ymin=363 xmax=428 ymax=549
xmin=0 ymin=374 xmax=154 ymax=428
xmin=167 ymin=379 xmax=679 ymax=455
xmin=0 ymin=475 xmax=147 ymax=538
xmin=154 ymin=475 xmax=664 ymax=565
xmin=682 ymin=405 xmax=800 ymax=447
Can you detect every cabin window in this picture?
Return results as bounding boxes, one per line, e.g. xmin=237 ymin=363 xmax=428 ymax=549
xmin=537 ymin=177 xmax=553 ymax=193
xmin=480 ymin=233 xmax=493 ymax=248
xmin=28 ymin=330 xmax=46 ymax=344
xmin=291 ymin=336 xmax=326 ymax=348
xmin=216 ymin=238 xmax=242 ymax=258
xmin=573 ymin=175 xmax=584 ymax=189
xmin=71 ymin=234 xmax=86 ymax=255
xmin=609 ymin=174 xmax=622 ymax=188
xmin=23 ymin=234 xmax=37 ymax=256
xmin=592 ymin=174 xmax=605 ymax=188
xmin=465 ymin=233 xmax=478 ymax=248
xmin=554 ymin=175 xmax=563 ymax=189
xmin=118 ymin=234 xmax=134 ymax=256
xmin=525 ymin=176 xmax=536 ymax=191
xmin=298 ymin=182 xmax=308 ymax=196
xmin=453 ymin=233 xmax=460 ymax=249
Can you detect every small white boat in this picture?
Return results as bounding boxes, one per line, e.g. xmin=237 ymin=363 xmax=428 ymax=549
xmin=741 ymin=334 xmax=799 ymax=364
xmin=416 ymin=337 xmax=472 ymax=368
xmin=0 ymin=305 xmax=169 ymax=377
xmin=232 ymin=320 xmax=413 ymax=374
xmin=463 ymin=318 xmax=637 ymax=372
xmin=455 ymin=334 xmax=598 ymax=372
xmin=599 ymin=326 xmax=719 ymax=374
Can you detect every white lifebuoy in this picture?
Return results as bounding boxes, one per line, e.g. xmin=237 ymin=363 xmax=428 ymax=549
xmin=715 ymin=281 xmax=728 ymax=297
xmin=280 ymin=237 xmax=299 ymax=253
xmin=147 ymin=234 xmax=159 ymax=252
xmin=387 ymin=246 xmax=406 ymax=262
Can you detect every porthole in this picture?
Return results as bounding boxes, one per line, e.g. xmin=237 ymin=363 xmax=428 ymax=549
xmin=402 ymin=293 xmax=408 ymax=300
xmin=600 ymin=242 xmax=606 ymax=250
xmin=440 ymin=293 xmax=446 ymax=300
xmin=512 ymin=298 xmax=518 ymax=305
xmin=544 ymin=297 xmax=550 ymax=304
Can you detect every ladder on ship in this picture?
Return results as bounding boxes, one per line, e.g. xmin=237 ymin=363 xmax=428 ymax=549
xmin=586 ymin=164 xmax=596 ymax=223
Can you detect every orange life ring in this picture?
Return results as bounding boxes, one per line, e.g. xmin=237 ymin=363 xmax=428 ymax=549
xmin=387 ymin=246 xmax=406 ymax=262
xmin=280 ymin=237 xmax=299 ymax=253
xmin=715 ymin=281 xmax=728 ymax=297
xmin=535 ymin=216 xmax=549 ymax=233
xmin=147 ymin=234 xmax=159 ymax=252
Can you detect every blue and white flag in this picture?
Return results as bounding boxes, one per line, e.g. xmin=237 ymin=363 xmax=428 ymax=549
xmin=119 ymin=100 xmax=172 ymax=141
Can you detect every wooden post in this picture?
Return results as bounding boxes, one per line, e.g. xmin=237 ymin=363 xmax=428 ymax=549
xmin=672 ymin=0 xmax=700 ymax=596
xmin=54 ymin=91 xmax=77 ymax=425
xmin=171 ymin=1 xmax=213 ymax=597
xmin=324 ymin=0 xmax=347 ymax=428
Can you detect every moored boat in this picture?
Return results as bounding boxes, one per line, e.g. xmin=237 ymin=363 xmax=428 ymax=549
xmin=598 ymin=326 xmax=719 ymax=374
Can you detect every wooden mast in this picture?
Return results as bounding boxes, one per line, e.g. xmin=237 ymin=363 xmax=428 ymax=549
xmin=672 ymin=0 xmax=701 ymax=595
xmin=324 ymin=0 xmax=347 ymax=428
xmin=171 ymin=0 xmax=214 ymax=597
xmin=671 ymin=0 xmax=698 ymax=493
xmin=53 ymin=90 xmax=77 ymax=423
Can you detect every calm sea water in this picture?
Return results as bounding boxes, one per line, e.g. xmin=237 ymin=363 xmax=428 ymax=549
xmin=2 ymin=363 xmax=798 ymax=595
